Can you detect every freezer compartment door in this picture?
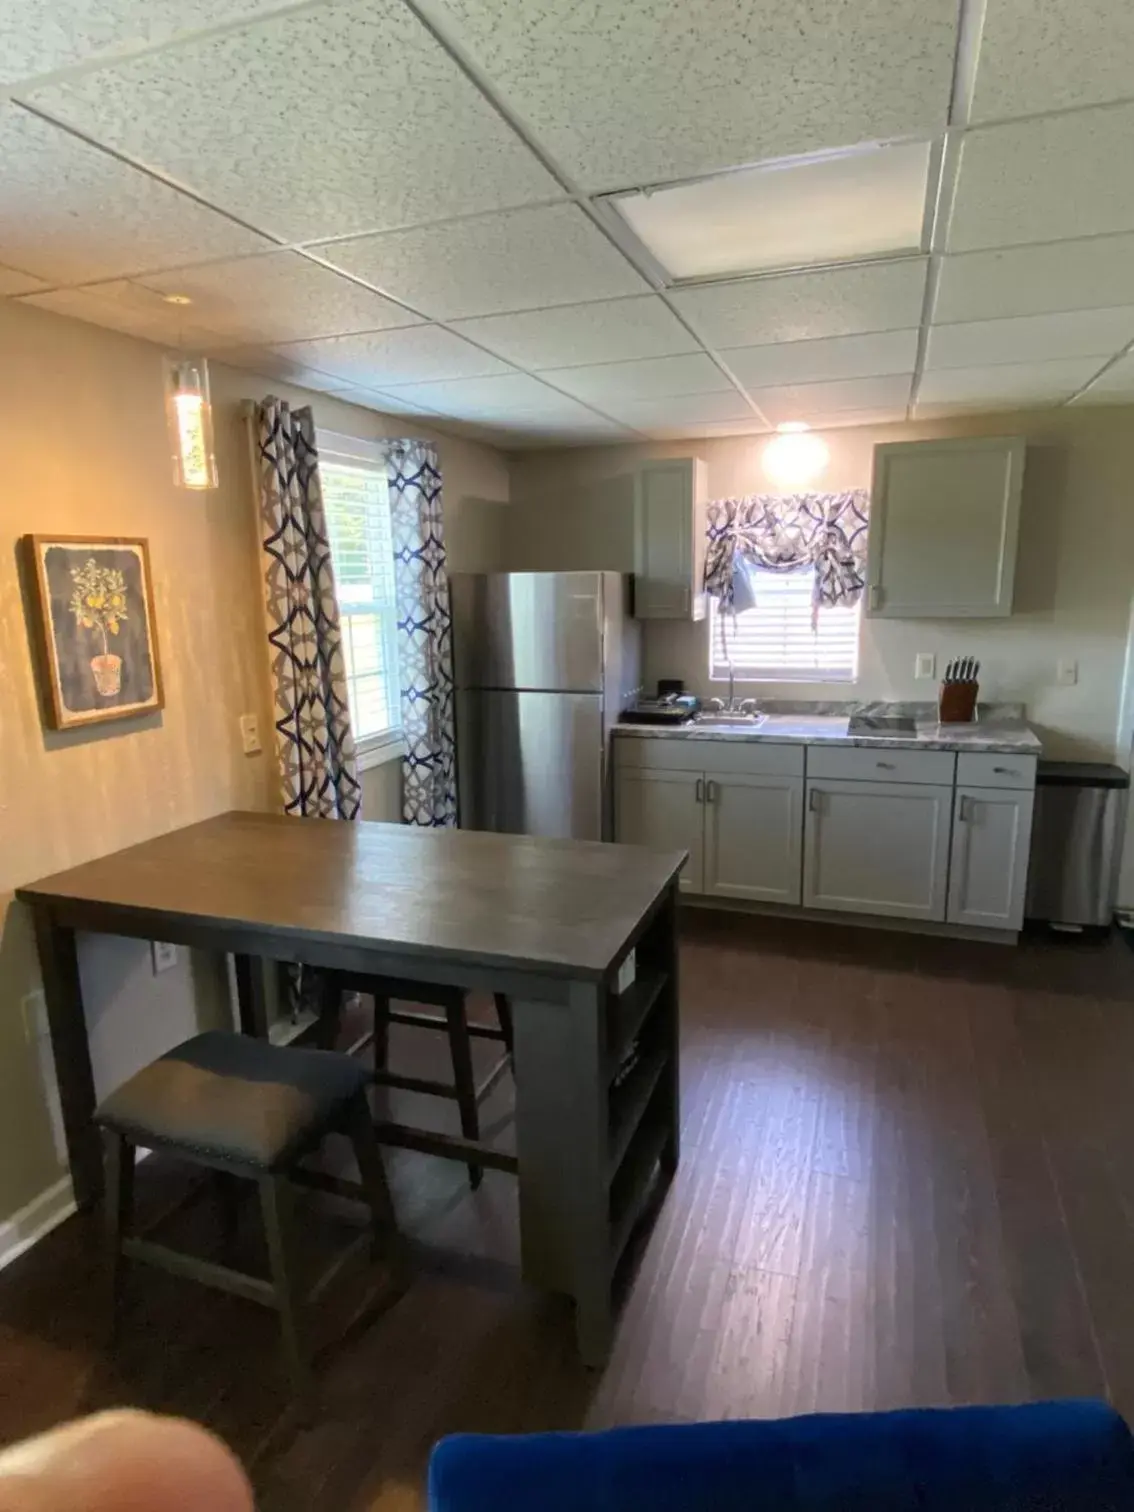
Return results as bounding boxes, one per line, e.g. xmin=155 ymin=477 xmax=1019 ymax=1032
xmin=451 ymin=572 xmax=604 ymax=692
xmin=457 ymin=689 xmax=604 ymax=841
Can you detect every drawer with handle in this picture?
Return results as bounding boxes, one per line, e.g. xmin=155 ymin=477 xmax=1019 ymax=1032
xmin=806 ymin=745 xmax=956 ymax=786
xmin=955 ymin=752 xmax=1037 ymax=790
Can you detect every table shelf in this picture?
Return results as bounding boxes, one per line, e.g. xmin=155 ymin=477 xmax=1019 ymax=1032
xmin=609 ymin=1085 xmax=672 ymax=1271
xmin=606 ymin=969 xmax=667 ymax=1084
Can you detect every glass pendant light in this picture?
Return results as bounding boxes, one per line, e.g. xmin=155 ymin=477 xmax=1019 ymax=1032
xmin=164 ymin=354 xmax=218 ymax=490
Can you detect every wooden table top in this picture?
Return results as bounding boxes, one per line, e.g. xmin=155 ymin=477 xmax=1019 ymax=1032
xmin=17 ymin=812 xmax=686 ymax=981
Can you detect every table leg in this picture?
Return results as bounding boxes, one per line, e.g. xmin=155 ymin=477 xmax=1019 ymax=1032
xmin=512 ymin=982 xmax=612 ymax=1367
xmin=30 ymin=908 xmax=102 ymax=1209
xmin=233 ymin=953 xmax=269 ymax=1037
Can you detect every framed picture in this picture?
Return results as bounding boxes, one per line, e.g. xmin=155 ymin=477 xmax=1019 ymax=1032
xmin=23 ymin=535 xmax=164 ymax=730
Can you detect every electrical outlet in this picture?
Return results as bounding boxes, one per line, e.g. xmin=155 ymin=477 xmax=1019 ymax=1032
xmin=152 ymin=941 xmax=178 ymax=974
xmin=21 ymin=989 xmax=47 ymax=1045
xmin=239 ymin=713 xmax=262 ymax=754
xmin=915 ymin=652 xmax=936 ymax=680
xmin=1056 ymin=658 xmax=1079 ymax=687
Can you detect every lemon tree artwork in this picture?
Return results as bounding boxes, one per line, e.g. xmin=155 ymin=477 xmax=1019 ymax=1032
xmin=69 ymin=558 xmax=130 ymax=696
xmin=24 ymin=535 xmax=164 ymax=730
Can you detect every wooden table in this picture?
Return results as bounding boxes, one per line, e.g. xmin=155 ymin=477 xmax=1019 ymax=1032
xmin=17 ymin=811 xmax=685 ymax=1364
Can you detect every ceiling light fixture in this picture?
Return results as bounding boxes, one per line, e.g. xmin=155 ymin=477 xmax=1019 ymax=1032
xmin=164 ymin=355 xmax=218 ymax=490
xmin=162 ymin=293 xmax=193 ymax=305
xmin=761 ymin=422 xmax=830 ymax=490
xmin=604 ymin=139 xmax=931 ymax=282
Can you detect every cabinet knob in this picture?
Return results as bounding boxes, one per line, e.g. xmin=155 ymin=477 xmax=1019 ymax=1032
xmin=876 ymin=760 xmax=896 ymax=770
xmin=959 ymin=794 xmax=973 ymax=821
xmin=809 ymin=787 xmax=822 ymax=813
xmin=706 ymin=780 xmax=717 ymax=803
xmin=869 ymin=585 xmax=882 ymax=610
xmin=695 ymin=777 xmax=705 ymax=804
xmin=992 ymin=767 xmax=1015 ymax=775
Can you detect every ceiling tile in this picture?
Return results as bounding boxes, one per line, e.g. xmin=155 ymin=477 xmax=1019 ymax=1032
xmin=0 ymin=262 xmax=47 ymax=296
xmin=726 ymin=329 xmax=918 ymax=388
xmin=949 ymin=106 xmax=1134 ymax=252
xmin=597 ymin=391 xmax=756 ymax=428
xmin=808 ymin=408 xmax=908 ymax=430
xmin=269 ymin=326 xmax=514 ymax=388
xmin=435 ymin=0 xmax=958 ymax=191
xmin=27 ymin=0 xmax=560 ymax=243
xmin=213 ymin=346 xmax=349 ymax=391
xmin=21 ymin=280 xmax=228 ymax=346
xmin=926 ymin=308 xmax=1134 ymax=371
xmin=917 ymin=357 xmax=1104 ymax=407
xmin=669 ymin=259 xmax=928 ymax=349
xmin=542 ymin=353 xmax=730 ymax=405
xmin=935 ymin=235 xmax=1134 ymax=324
xmin=610 ymin=141 xmax=930 ymax=280
xmin=450 ymin=296 xmax=697 ymax=369
xmin=750 ymin=374 xmax=913 ymax=425
xmin=314 ymin=205 xmax=647 ymax=321
xmin=138 ymin=252 xmax=421 ymax=346
xmin=0 ymin=0 xmax=297 ymax=86
xmin=0 ymin=104 xmax=270 ymax=284
xmin=376 ymin=373 xmax=600 ymax=422
xmin=642 ymin=420 xmax=770 ymax=441
xmin=1070 ymin=356 xmax=1134 ymax=404
xmin=970 ymin=0 xmax=1134 ymax=123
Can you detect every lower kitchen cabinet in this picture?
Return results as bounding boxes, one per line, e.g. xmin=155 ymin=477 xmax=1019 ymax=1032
xmin=803 ymin=778 xmax=953 ymax=922
xmin=703 ymin=773 xmax=803 ymax=905
xmin=946 ymin=785 xmax=1035 ymax=930
xmin=615 ymin=767 xmax=704 ymax=892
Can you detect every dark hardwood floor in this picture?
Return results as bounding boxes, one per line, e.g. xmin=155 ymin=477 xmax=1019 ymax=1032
xmin=3 ymin=912 xmax=1134 ymax=1509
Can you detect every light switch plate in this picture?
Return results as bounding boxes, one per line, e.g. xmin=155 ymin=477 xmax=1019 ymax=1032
xmin=915 ymin=652 xmax=936 ymax=680
xmin=152 ymin=941 xmax=178 ymax=974
xmin=21 ymin=989 xmax=47 ymax=1044
xmin=239 ymin=713 xmax=262 ymax=754
xmin=1056 ymin=658 xmax=1078 ymax=686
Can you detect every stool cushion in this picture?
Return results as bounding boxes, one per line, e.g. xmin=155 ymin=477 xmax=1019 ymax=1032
xmin=96 ymin=1031 xmax=369 ymax=1171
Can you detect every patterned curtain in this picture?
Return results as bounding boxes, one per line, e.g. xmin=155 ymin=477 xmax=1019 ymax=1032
xmin=255 ymin=397 xmax=361 ymax=820
xmin=703 ymin=491 xmax=870 ymax=622
xmin=386 ymin=440 xmax=456 ymax=827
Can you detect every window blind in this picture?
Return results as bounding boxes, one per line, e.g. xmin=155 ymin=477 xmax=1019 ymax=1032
xmin=321 ymin=461 xmax=400 ymax=742
xmin=710 ymin=567 xmax=860 ymax=683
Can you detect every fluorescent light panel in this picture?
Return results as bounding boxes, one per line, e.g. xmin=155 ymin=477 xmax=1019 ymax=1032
xmin=607 ymin=141 xmax=932 ymax=281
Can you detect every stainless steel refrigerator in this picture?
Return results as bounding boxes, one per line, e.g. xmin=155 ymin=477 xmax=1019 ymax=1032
xmin=450 ymin=571 xmax=640 ymax=841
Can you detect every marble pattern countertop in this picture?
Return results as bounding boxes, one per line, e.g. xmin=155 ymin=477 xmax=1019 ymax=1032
xmin=616 ymin=704 xmax=1042 ymax=757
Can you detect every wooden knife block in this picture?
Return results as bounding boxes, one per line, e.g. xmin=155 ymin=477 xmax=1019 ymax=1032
xmin=938 ymin=681 xmax=978 ymax=724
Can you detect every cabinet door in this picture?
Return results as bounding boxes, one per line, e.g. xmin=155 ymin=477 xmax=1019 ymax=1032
xmin=703 ymin=772 xmax=803 ymax=905
xmin=867 ymin=436 xmax=1025 ymax=618
xmin=947 ymin=785 xmax=1035 ymax=931
xmin=633 ymin=458 xmax=707 ymax=620
xmin=615 ymin=767 xmax=704 ymax=892
xmin=803 ymin=780 xmax=952 ymax=921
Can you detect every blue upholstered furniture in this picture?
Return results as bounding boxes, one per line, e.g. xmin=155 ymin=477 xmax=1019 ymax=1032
xmin=429 ymin=1401 xmax=1134 ymax=1512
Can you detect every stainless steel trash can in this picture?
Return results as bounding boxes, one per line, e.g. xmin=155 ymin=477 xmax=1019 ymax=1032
xmin=1025 ymin=761 xmax=1129 ymax=928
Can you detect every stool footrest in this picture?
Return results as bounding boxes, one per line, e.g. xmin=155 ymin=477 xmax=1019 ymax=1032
xmin=372 ymin=1120 xmax=518 ymax=1175
xmin=371 ymin=1070 xmax=460 ymax=1099
xmin=386 ymin=1007 xmax=506 ymax=1043
xmin=122 ymin=1236 xmax=277 ymax=1309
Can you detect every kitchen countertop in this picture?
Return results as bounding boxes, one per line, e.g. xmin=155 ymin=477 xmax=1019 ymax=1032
xmin=615 ymin=712 xmax=1042 ymax=756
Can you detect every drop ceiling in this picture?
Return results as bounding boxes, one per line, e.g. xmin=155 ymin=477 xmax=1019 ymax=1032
xmin=2 ymin=0 xmax=1133 ymax=449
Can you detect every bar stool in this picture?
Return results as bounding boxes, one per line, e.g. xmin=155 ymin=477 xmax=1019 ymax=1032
xmin=329 ymin=973 xmax=513 ymax=1188
xmin=95 ymin=1030 xmax=402 ymax=1401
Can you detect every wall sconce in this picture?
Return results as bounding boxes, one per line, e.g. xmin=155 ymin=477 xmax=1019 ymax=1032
xmin=164 ymin=355 xmax=218 ymax=490
xmin=761 ymin=421 xmax=829 ymax=490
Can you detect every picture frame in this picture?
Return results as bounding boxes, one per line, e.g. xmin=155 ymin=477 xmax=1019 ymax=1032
xmin=23 ymin=534 xmax=165 ymax=731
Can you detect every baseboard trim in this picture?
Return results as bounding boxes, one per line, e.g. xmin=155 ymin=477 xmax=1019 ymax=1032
xmin=682 ymin=893 xmax=1018 ymax=944
xmin=0 ymin=1177 xmax=76 ymax=1273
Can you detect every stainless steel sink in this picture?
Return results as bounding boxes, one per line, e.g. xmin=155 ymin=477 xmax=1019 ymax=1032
xmin=693 ymin=711 xmax=767 ymax=729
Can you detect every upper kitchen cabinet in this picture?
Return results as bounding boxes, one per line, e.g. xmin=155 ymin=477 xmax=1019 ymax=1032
xmin=633 ymin=458 xmax=708 ymax=620
xmin=866 ymin=437 xmax=1026 ymax=619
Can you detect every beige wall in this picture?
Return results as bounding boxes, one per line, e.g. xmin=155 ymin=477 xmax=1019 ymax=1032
xmin=0 ymin=298 xmax=507 ymax=1237
xmin=508 ymin=407 xmax=1134 ymax=766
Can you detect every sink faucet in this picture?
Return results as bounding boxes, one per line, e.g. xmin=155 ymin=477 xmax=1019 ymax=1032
xmin=706 ymin=695 xmax=760 ymax=715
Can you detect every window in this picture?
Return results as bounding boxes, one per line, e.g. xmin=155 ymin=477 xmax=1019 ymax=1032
xmin=320 ymin=439 xmax=401 ymax=765
xmin=709 ymin=566 xmax=860 ymax=684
